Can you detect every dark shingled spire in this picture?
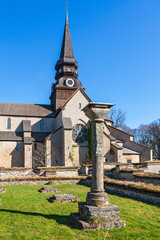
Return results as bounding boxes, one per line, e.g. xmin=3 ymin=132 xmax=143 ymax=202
xmin=60 ymin=5 xmax=74 ymax=59
xmin=50 ymin=4 xmax=82 ymax=110
xmin=55 ymin=5 xmax=79 ymax=81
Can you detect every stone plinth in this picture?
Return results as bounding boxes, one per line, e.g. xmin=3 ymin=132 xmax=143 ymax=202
xmin=39 ymin=186 xmax=61 ymax=193
xmin=49 ymin=194 xmax=79 ymax=203
xmin=71 ymin=202 xmax=126 ymax=230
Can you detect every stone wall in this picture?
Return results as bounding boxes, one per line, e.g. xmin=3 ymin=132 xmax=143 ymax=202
xmin=0 ymin=116 xmax=55 ymax=132
xmin=32 ymin=142 xmax=45 ymax=168
xmin=104 ymin=185 xmax=160 ymax=205
xmin=0 ymin=168 xmax=32 ymax=178
xmin=123 ymin=154 xmax=140 ymax=163
xmin=55 ymin=168 xmax=78 ymax=177
xmin=63 ymin=129 xmax=73 ymax=167
xmin=0 ymin=141 xmax=24 ymax=168
xmin=0 ymin=167 xmax=79 ymax=179
xmin=49 ymin=128 xmax=63 ymax=166
xmin=124 ymin=141 xmax=151 ymax=162
xmin=72 ymin=146 xmax=89 ymax=166
xmin=108 ymin=126 xmax=152 ymax=162
xmin=0 ymin=179 xmax=80 ymax=186
xmin=144 ymin=162 xmax=160 ymax=174
xmin=103 ymin=162 xmax=117 ymax=170
xmin=62 ymin=90 xmax=89 ymax=127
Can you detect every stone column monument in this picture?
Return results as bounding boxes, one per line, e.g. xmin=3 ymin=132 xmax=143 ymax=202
xmin=71 ymin=102 xmax=126 ymax=230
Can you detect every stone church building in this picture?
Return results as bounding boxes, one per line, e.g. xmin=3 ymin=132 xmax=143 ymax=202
xmin=0 ymin=13 xmax=152 ymax=169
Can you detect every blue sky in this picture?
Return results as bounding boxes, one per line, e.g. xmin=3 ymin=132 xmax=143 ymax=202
xmin=0 ymin=0 xmax=160 ymax=128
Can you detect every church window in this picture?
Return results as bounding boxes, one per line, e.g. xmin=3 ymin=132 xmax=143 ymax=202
xmin=7 ymin=118 xmax=11 ymax=129
xmin=40 ymin=119 xmax=44 ymax=130
xmin=127 ymin=159 xmax=132 ymax=163
xmin=79 ymin=103 xmax=81 ymax=109
xmin=34 ymin=143 xmax=37 ymax=150
xmin=16 ymin=143 xmax=19 ymax=151
xmin=72 ymin=124 xmax=87 ymax=144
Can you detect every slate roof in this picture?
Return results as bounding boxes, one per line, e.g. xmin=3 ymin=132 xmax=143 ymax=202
xmin=123 ymin=147 xmax=140 ymax=155
xmin=62 ymin=117 xmax=72 ymax=130
xmin=0 ymin=132 xmax=23 ymax=141
xmin=0 ymin=103 xmax=55 ymax=117
xmin=0 ymin=131 xmax=51 ymax=142
xmin=111 ymin=143 xmax=123 ymax=150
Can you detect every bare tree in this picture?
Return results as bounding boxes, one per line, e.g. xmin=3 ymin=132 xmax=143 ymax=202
xmin=149 ymin=120 xmax=160 ymax=159
xmin=109 ymin=109 xmax=126 ymax=129
xmin=134 ymin=124 xmax=151 ymax=145
xmin=134 ymin=120 xmax=160 ymax=160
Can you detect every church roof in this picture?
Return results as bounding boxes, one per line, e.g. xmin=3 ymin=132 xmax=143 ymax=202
xmin=123 ymin=147 xmax=140 ymax=155
xmin=0 ymin=103 xmax=55 ymax=117
xmin=0 ymin=131 xmax=52 ymax=142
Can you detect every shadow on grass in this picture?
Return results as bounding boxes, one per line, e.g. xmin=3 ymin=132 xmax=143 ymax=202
xmin=0 ymin=209 xmax=75 ymax=228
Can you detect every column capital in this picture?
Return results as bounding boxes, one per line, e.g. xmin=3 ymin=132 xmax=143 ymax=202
xmin=83 ymin=102 xmax=114 ymax=121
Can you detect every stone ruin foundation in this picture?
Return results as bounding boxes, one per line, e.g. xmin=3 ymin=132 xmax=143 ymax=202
xmin=39 ymin=186 xmax=61 ymax=193
xmin=71 ymin=103 xmax=126 ymax=230
xmin=49 ymin=194 xmax=79 ymax=203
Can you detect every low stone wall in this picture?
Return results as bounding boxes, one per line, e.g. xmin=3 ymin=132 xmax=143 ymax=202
xmin=40 ymin=168 xmax=78 ymax=178
xmin=0 ymin=178 xmax=82 ymax=186
xmin=105 ymin=185 xmax=160 ymax=205
xmin=103 ymin=162 xmax=116 ymax=170
xmin=0 ymin=167 xmax=79 ymax=179
xmin=78 ymin=166 xmax=92 ymax=175
xmin=134 ymin=175 xmax=160 ymax=185
xmin=0 ymin=168 xmax=32 ymax=178
xmin=144 ymin=162 xmax=160 ymax=174
xmin=117 ymin=170 xmax=135 ymax=181
xmin=82 ymin=178 xmax=160 ymax=205
xmin=110 ymin=166 xmax=160 ymax=184
xmin=55 ymin=168 xmax=78 ymax=177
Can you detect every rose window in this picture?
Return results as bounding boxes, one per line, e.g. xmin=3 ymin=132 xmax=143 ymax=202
xmin=72 ymin=124 xmax=87 ymax=143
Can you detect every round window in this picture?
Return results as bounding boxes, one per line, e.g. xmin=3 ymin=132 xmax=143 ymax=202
xmin=66 ymin=78 xmax=74 ymax=87
xmin=72 ymin=124 xmax=87 ymax=143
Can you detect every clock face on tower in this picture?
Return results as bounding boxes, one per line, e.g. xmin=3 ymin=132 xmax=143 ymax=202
xmin=66 ymin=78 xmax=74 ymax=87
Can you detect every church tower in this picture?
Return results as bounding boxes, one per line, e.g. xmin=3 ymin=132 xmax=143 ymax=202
xmin=50 ymin=7 xmax=82 ymax=110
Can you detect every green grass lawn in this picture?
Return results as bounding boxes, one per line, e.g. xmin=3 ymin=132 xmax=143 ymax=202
xmin=0 ymin=184 xmax=160 ymax=240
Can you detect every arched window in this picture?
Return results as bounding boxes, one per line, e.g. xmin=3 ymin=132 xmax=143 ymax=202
xmin=40 ymin=119 xmax=44 ymax=130
xmin=34 ymin=143 xmax=37 ymax=150
xmin=7 ymin=118 xmax=11 ymax=129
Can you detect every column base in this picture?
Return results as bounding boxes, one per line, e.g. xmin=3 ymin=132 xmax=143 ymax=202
xmin=86 ymin=191 xmax=109 ymax=207
xmin=71 ymin=202 xmax=126 ymax=230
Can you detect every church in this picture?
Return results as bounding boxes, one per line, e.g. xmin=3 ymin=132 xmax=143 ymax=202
xmin=0 ymin=12 xmax=152 ymax=169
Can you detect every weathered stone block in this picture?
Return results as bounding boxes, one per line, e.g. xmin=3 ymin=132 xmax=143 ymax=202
xmin=49 ymin=194 xmax=79 ymax=203
xmin=71 ymin=202 xmax=125 ymax=230
xmin=39 ymin=186 xmax=61 ymax=193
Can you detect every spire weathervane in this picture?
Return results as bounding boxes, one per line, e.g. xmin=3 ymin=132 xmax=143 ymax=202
xmin=66 ymin=2 xmax=68 ymax=22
